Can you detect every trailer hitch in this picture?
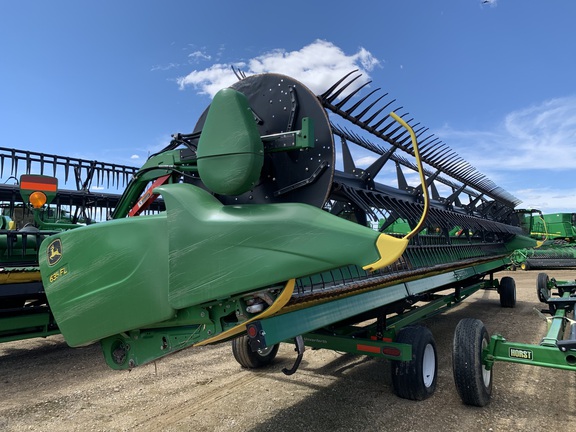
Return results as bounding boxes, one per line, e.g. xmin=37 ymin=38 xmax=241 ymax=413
xmin=282 ymin=335 xmax=305 ymax=376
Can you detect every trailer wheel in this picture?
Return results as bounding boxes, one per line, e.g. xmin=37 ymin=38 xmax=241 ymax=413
xmin=232 ymin=335 xmax=279 ymax=368
xmin=452 ymin=318 xmax=492 ymax=407
xmin=520 ymin=261 xmax=530 ymax=271
xmin=499 ymin=276 xmax=516 ymax=308
xmin=391 ymin=326 xmax=437 ymax=401
xmin=536 ymin=272 xmax=550 ymax=303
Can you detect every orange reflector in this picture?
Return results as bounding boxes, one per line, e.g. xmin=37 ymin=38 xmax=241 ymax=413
xmin=382 ymin=347 xmax=402 ymax=357
xmin=29 ymin=191 xmax=47 ymax=209
xmin=357 ymin=344 xmax=381 ymax=354
xmin=247 ymin=325 xmax=258 ymax=338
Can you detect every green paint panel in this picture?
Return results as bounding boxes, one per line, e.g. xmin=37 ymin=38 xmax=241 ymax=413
xmin=197 ymin=88 xmax=263 ymax=196
xmin=40 ymin=214 xmax=172 ymax=347
xmin=254 ymin=261 xmax=506 ymax=347
xmin=488 ymin=336 xmax=576 ymax=371
xmin=157 ymin=183 xmax=383 ymax=309
xmin=41 ymin=183 xmax=385 ymax=346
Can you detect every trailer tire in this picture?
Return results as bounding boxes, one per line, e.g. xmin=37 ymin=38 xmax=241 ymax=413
xmin=452 ymin=318 xmax=492 ymax=407
xmin=391 ymin=326 xmax=437 ymax=401
xmin=499 ymin=276 xmax=516 ymax=308
xmin=536 ymin=272 xmax=550 ymax=303
xmin=232 ymin=335 xmax=279 ymax=369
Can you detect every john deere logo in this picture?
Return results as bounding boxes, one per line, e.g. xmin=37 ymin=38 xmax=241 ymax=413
xmin=47 ymin=239 xmax=63 ymax=266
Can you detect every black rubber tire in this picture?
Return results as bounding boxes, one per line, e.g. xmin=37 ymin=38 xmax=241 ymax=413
xmin=452 ymin=318 xmax=493 ymax=407
xmin=391 ymin=326 xmax=437 ymax=401
xmin=536 ymin=272 xmax=550 ymax=303
xmin=499 ymin=276 xmax=516 ymax=308
xmin=231 ymin=335 xmax=279 ymax=369
xmin=520 ymin=261 xmax=531 ymax=271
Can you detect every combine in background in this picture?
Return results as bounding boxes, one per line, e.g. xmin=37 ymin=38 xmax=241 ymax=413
xmin=510 ymin=212 xmax=576 ymax=270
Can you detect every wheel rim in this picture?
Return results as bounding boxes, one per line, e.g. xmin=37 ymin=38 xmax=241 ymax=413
xmin=481 ymin=338 xmax=491 ymax=387
xmin=257 ymin=345 xmax=275 ymax=357
xmin=422 ymin=344 xmax=436 ymax=387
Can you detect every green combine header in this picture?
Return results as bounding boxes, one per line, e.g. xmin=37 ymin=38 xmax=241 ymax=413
xmin=4 ymin=72 xmax=551 ymax=404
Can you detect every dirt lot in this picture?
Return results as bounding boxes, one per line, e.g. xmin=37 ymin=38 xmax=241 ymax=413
xmin=1 ymin=270 xmax=576 ymax=431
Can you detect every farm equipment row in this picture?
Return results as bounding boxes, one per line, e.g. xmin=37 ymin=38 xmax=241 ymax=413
xmin=0 ymin=149 xmax=164 ymax=343
xmin=5 ymin=72 xmax=574 ymax=405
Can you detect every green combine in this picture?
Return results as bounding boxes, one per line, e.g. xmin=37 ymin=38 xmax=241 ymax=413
xmin=5 ymin=72 xmax=553 ymax=404
xmin=510 ymin=212 xmax=576 ymax=270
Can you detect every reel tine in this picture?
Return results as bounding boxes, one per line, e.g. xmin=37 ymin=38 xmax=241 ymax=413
xmin=336 ymin=81 xmax=372 ymax=109
xmin=319 ymin=69 xmax=359 ymax=101
xmin=64 ymin=158 xmax=70 ymax=183
xmin=323 ymin=73 xmax=363 ymax=104
xmin=364 ymin=100 xmax=395 ymax=126
xmin=25 ymin=151 xmax=31 ymax=174
xmin=11 ymin=149 xmax=17 ymax=177
xmin=342 ymin=87 xmax=382 ymax=116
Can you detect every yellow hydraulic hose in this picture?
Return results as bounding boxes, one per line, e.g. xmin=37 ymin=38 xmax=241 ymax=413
xmin=390 ymin=112 xmax=430 ymax=240
xmin=193 ymin=279 xmax=296 ymax=346
xmin=362 ymin=112 xmax=430 ymax=271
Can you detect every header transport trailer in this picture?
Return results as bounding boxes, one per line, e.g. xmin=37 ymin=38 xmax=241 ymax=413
xmin=9 ymin=72 xmax=543 ymax=405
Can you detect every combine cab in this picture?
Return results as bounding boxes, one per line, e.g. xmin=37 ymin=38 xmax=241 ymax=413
xmin=31 ymin=72 xmax=542 ymax=402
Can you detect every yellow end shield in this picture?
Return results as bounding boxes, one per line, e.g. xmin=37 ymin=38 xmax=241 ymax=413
xmin=362 ymin=234 xmax=409 ymax=272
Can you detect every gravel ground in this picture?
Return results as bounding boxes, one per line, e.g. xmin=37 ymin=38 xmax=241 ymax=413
xmin=1 ymin=269 xmax=576 ymax=431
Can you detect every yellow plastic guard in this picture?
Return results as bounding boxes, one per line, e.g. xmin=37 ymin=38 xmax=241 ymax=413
xmin=362 ymin=234 xmax=409 ymax=272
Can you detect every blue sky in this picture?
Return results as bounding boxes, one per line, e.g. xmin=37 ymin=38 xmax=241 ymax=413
xmin=2 ymin=1 xmax=576 ymax=213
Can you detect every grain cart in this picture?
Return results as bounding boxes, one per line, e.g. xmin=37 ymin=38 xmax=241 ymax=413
xmin=37 ymin=72 xmax=536 ymax=401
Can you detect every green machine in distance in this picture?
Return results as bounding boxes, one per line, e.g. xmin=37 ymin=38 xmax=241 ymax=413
xmin=34 ymin=72 xmax=543 ymax=404
xmin=509 ymin=211 xmax=576 ymax=270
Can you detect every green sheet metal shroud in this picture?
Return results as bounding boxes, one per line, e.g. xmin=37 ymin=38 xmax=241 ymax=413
xmin=39 ymin=184 xmax=386 ymax=346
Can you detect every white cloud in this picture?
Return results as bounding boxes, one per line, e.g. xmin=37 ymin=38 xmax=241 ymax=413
xmin=438 ymin=96 xmax=576 ymax=172
xmin=514 ymin=187 xmax=576 ymax=213
xmin=130 ymin=154 xmax=140 ymax=160
xmin=188 ymin=51 xmax=212 ymax=62
xmin=436 ymin=95 xmax=576 ymax=213
xmin=177 ymin=40 xmax=380 ymax=97
xmin=151 ymin=62 xmax=179 ymax=72
xmin=177 ymin=63 xmax=242 ymax=97
xmin=355 ymin=156 xmax=378 ymax=168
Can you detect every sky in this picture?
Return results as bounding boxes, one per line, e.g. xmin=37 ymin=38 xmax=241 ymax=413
xmin=1 ymin=0 xmax=576 ymax=213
